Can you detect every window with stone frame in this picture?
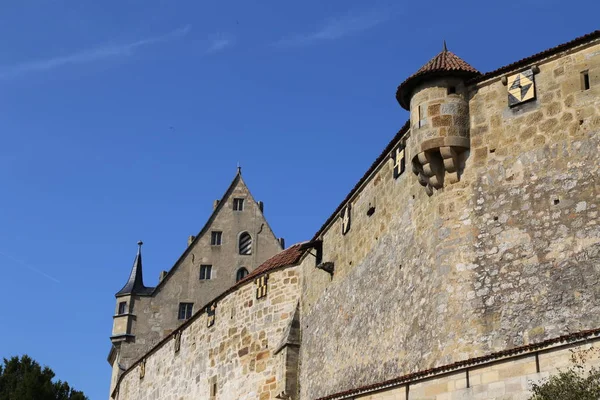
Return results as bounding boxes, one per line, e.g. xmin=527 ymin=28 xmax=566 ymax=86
xmin=233 ymin=198 xmax=244 ymax=211
xmin=200 ymin=264 xmax=212 ymax=280
xmin=239 ymin=232 xmax=252 ymax=255
xmin=118 ymin=301 xmax=127 ymax=315
xmin=178 ymin=302 xmax=193 ymax=320
xmin=236 ymin=267 xmax=249 ymax=282
xmin=211 ymin=231 xmax=222 ymax=246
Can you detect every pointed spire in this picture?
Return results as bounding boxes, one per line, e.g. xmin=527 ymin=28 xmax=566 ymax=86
xmin=443 ymin=40 xmax=447 ymax=52
xmin=237 ymin=162 xmax=242 ymax=176
xmin=116 ymin=241 xmax=153 ymax=296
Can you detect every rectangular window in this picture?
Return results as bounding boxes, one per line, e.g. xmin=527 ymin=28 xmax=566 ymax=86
xmin=233 ymin=198 xmax=244 ymax=211
xmin=210 ymin=231 xmax=222 ymax=246
xmin=118 ymin=301 xmax=127 ymax=315
xmin=417 ymin=105 xmax=426 ymax=128
xmin=178 ymin=303 xmax=193 ymax=320
xmin=200 ymin=264 xmax=213 ymax=280
xmin=582 ymin=71 xmax=590 ymax=90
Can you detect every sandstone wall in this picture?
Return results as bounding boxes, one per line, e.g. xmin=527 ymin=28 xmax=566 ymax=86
xmin=352 ymin=338 xmax=600 ymax=400
xmin=300 ymin=40 xmax=600 ymax=399
xmin=116 ymin=176 xmax=282 ymax=372
xmin=115 ymin=266 xmax=300 ymax=400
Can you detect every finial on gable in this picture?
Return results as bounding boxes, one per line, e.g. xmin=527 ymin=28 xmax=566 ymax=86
xmin=237 ymin=163 xmax=242 ymax=175
xmin=137 ymin=240 xmax=143 ymax=248
xmin=443 ymin=40 xmax=447 ymax=52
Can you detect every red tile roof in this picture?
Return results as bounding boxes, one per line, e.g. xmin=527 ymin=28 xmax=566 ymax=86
xmin=236 ymin=241 xmax=313 ymax=285
xmin=396 ymin=49 xmax=480 ymax=109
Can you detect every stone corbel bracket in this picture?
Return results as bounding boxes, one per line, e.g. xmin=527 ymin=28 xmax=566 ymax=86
xmin=411 ymin=137 xmax=469 ymax=196
xmin=316 ymin=261 xmax=334 ymax=276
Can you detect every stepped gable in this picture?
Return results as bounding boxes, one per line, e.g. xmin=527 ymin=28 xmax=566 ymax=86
xmin=396 ymin=46 xmax=480 ymax=109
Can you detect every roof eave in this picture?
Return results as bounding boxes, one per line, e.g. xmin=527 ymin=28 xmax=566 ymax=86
xmin=396 ymin=69 xmax=481 ymax=110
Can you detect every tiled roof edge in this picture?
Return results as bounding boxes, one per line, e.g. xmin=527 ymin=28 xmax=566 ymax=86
xmin=311 ymin=120 xmax=410 ymax=242
xmin=470 ymin=30 xmax=600 ymax=84
xmin=315 ymin=328 xmax=600 ymax=400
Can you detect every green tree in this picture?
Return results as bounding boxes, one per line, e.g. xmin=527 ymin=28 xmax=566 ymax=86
xmin=0 ymin=355 xmax=88 ymax=400
xmin=529 ymin=347 xmax=600 ymax=400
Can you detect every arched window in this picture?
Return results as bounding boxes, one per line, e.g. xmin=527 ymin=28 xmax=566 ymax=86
xmin=236 ymin=267 xmax=249 ymax=282
xmin=239 ymin=232 xmax=252 ymax=255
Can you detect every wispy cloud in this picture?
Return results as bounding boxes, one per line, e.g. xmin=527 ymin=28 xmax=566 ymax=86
xmin=0 ymin=25 xmax=192 ymax=79
xmin=0 ymin=249 xmax=60 ymax=283
xmin=206 ymin=34 xmax=235 ymax=54
xmin=275 ymin=9 xmax=391 ymax=47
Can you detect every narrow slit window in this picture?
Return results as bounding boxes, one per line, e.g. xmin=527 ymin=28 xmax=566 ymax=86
xmin=200 ymin=265 xmax=212 ymax=280
xmin=582 ymin=71 xmax=590 ymax=90
xmin=239 ymin=232 xmax=252 ymax=255
xmin=210 ymin=231 xmax=222 ymax=246
xmin=178 ymin=303 xmax=193 ymax=320
xmin=417 ymin=105 xmax=426 ymax=128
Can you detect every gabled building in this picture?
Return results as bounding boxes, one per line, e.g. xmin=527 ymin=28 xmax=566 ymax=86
xmin=109 ymin=30 xmax=600 ymax=400
xmin=108 ymin=169 xmax=283 ymax=392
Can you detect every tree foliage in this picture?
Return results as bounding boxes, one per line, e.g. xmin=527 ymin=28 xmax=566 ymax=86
xmin=0 ymin=355 xmax=88 ymax=400
xmin=529 ymin=347 xmax=600 ymax=400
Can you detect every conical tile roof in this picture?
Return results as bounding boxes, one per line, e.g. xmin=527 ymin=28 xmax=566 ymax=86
xmin=396 ymin=46 xmax=480 ymax=110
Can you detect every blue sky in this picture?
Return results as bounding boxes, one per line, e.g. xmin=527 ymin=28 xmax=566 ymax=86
xmin=0 ymin=1 xmax=597 ymax=398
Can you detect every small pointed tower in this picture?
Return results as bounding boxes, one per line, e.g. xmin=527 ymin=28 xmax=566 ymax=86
xmin=110 ymin=241 xmax=153 ymax=344
xmin=396 ymin=42 xmax=480 ymax=196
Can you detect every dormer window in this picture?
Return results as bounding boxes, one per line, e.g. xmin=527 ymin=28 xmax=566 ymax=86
xmin=233 ymin=198 xmax=244 ymax=211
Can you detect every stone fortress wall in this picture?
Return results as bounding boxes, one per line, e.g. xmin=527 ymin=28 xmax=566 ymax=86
xmin=299 ymin=34 xmax=600 ymax=399
xmin=109 ymin=31 xmax=600 ymax=400
xmin=114 ymin=264 xmax=301 ymax=400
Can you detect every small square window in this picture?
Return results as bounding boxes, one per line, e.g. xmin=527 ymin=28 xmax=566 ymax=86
xmin=118 ymin=302 xmax=127 ymax=315
xmin=200 ymin=265 xmax=212 ymax=280
xmin=178 ymin=303 xmax=193 ymax=320
xmin=233 ymin=198 xmax=244 ymax=211
xmin=211 ymin=231 xmax=222 ymax=246
xmin=448 ymin=86 xmax=456 ymax=95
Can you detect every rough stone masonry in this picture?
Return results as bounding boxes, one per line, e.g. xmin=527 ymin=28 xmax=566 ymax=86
xmin=110 ymin=31 xmax=600 ymax=400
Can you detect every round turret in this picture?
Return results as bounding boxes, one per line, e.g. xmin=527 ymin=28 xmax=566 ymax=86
xmin=396 ymin=44 xmax=480 ymax=195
